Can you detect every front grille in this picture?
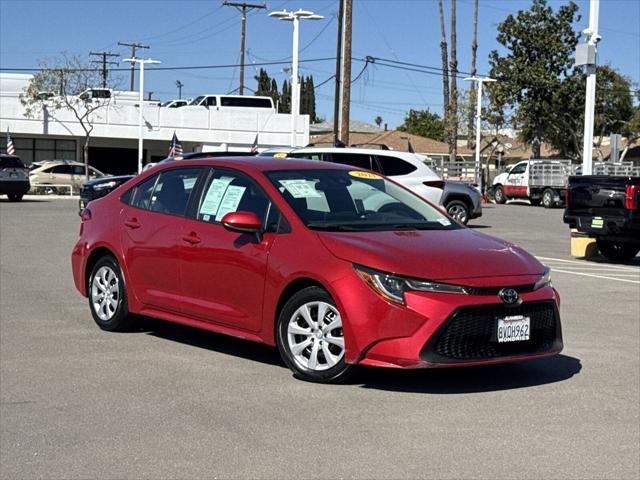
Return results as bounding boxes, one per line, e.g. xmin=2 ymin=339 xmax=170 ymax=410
xmin=421 ymin=301 xmax=562 ymax=363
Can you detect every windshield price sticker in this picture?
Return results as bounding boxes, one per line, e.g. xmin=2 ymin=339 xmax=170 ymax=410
xmin=349 ymin=171 xmax=382 ymax=180
xmin=279 ymin=180 xmax=322 ymax=199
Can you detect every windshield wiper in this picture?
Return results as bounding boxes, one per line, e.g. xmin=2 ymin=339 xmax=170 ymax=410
xmin=306 ymin=222 xmax=363 ymax=231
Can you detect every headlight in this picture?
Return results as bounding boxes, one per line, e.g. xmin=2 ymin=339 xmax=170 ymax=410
xmin=354 ymin=265 xmax=469 ymax=305
xmin=93 ymin=180 xmax=118 ymax=191
xmin=533 ymin=266 xmax=552 ymax=290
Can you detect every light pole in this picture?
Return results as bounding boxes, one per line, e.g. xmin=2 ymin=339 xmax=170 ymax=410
xmin=123 ymin=57 xmax=161 ymax=173
xmin=578 ymin=0 xmax=601 ymax=175
xmin=269 ymin=9 xmax=323 ymax=147
xmin=464 ymin=76 xmax=496 ymax=187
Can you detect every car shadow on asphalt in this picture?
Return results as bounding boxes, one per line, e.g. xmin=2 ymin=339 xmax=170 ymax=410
xmin=467 ymin=224 xmax=491 ymax=229
xmin=355 ymin=354 xmax=582 ymax=394
xmin=580 ymin=255 xmax=640 ymax=267
xmin=137 ymin=316 xmax=286 ymax=368
xmin=0 ymin=198 xmax=49 ymax=203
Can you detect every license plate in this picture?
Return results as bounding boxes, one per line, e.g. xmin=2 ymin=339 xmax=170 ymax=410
xmin=9 ymin=171 xmax=17 ymax=178
xmin=497 ymin=315 xmax=530 ymax=343
xmin=591 ymin=216 xmax=604 ymax=229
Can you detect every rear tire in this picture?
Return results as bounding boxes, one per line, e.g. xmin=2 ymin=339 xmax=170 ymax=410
xmin=276 ymin=286 xmax=356 ymax=383
xmin=88 ymin=256 xmax=134 ymax=331
xmin=493 ymin=185 xmax=506 ymax=204
xmin=596 ymin=239 xmax=640 ymax=262
xmin=7 ymin=193 xmax=23 ymax=202
xmin=542 ymin=189 xmax=555 ymax=208
xmin=446 ymin=200 xmax=470 ymax=225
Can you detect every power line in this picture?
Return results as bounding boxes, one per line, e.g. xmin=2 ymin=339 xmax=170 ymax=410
xmin=117 ymin=41 xmax=150 ymax=90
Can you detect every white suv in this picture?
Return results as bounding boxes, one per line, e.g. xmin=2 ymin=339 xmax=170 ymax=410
xmin=276 ymin=147 xmax=445 ymax=206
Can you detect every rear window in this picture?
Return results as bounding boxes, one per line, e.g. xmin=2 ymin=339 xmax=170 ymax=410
xmin=377 ymin=155 xmax=417 ymax=176
xmin=0 ymin=156 xmax=25 ymax=169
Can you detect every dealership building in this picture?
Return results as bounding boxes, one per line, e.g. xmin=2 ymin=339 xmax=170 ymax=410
xmin=0 ymin=73 xmax=309 ymax=175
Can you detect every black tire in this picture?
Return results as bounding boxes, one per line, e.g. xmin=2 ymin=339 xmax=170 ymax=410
xmin=87 ymin=256 xmax=134 ymax=331
xmin=276 ymin=286 xmax=356 ymax=383
xmin=529 ymin=198 xmax=542 ymax=206
xmin=542 ymin=189 xmax=555 ymax=208
xmin=446 ymin=200 xmax=470 ymax=225
xmin=494 ymin=185 xmax=506 ymax=204
xmin=596 ymin=239 xmax=640 ymax=262
xmin=7 ymin=193 xmax=23 ymax=202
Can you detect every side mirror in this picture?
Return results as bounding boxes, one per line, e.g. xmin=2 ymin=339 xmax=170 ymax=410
xmin=221 ymin=211 xmax=263 ymax=240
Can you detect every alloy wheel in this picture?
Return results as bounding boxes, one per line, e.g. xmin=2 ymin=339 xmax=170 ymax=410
xmin=447 ymin=203 xmax=469 ymax=224
xmin=286 ymin=301 xmax=345 ymax=371
xmin=91 ymin=265 xmax=120 ymax=321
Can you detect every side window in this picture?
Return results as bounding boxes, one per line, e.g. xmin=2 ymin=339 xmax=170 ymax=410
xmin=72 ymin=165 xmax=85 ymax=175
xmin=148 ymin=168 xmax=203 ymax=216
xmin=89 ymin=167 xmax=102 ymax=177
xmin=329 ymin=153 xmax=374 ymax=170
xmin=197 ymin=169 xmax=270 ymax=225
xmin=289 ymin=152 xmax=322 ymax=161
xmin=377 ymin=155 xmax=417 ymax=176
xmin=52 ymin=165 xmax=73 ymax=175
xmin=206 ymin=96 xmax=217 ymax=107
xmin=131 ymin=174 xmax=159 ymax=210
xmin=510 ymin=163 xmax=527 ymax=175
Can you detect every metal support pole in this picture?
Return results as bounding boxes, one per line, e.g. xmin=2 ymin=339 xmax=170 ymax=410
xmin=138 ymin=60 xmax=144 ymax=174
xmin=291 ymin=16 xmax=299 ymax=147
xmin=475 ymin=80 xmax=483 ymax=185
xmin=581 ymin=0 xmax=600 ymax=176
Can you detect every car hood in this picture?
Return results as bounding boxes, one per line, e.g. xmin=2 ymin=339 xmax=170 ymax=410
xmin=317 ymin=228 xmax=544 ymax=284
xmin=83 ymin=175 xmax=134 ymax=187
xmin=493 ymin=172 xmax=508 ymax=185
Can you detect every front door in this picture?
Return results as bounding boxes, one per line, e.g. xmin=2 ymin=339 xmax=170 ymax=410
xmin=120 ymin=167 xmax=204 ymax=312
xmin=178 ymin=168 xmax=277 ymax=332
xmin=504 ymin=162 xmax=528 ymax=197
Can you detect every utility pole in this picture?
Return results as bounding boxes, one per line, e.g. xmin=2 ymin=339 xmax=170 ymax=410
xmin=118 ymin=41 xmax=150 ymax=91
xmin=175 ymin=80 xmax=184 ymax=99
xmin=224 ymin=1 xmax=266 ymax=96
xmin=333 ymin=0 xmax=344 ymax=143
xmin=578 ymin=0 xmax=601 ymax=175
xmin=89 ymin=51 xmax=119 ymax=88
xmin=340 ymin=0 xmax=352 ymax=145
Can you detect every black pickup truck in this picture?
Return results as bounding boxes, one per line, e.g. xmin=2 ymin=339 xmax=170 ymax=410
xmin=564 ymin=175 xmax=640 ymax=261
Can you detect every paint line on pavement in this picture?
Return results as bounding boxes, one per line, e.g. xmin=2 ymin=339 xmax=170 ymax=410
xmin=552 ymin=268 xmax=640 ymax=284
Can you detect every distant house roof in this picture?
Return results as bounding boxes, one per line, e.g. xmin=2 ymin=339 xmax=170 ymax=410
xmin=310 ymin=129 xmax=474 ymax=157
xmin=310 ymin=120 xmax=383 ymax=134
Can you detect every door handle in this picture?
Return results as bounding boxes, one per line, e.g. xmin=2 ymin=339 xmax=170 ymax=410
xmin=124 ymin=218 xmax=141 ymax=229
xmin=182 ymin=233 xmax=201 ymax=245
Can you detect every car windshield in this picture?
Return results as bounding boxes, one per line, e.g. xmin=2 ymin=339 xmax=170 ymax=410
xmin=190 ymin=96 xmax=205 ymax=105
xmin=267 ymin=169 xmax=459 ymax=232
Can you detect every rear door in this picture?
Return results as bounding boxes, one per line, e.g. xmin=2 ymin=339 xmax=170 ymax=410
xmin=120 ymin=167 xmax=205 ymax=312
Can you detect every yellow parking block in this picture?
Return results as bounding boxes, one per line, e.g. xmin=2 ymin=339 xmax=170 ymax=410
xmin=570 ymin=229 xmax=598 ymax=258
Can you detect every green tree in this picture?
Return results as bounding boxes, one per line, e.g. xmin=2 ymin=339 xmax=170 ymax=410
xmin=398 ymin=109 xmax=444 ymax=141
xmin=280 ymin=80 xmax=290 ymax=114
xmin=20 ymin=52 xmax=117 ymax=179
xmin=547 ymin=66 xmax=635 ymax=159
xmin=488 ymin=0 xmax=580 ymax=158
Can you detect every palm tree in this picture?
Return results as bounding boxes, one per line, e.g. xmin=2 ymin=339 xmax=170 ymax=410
xmin=374 ymin=116 xmax=383 ymax=128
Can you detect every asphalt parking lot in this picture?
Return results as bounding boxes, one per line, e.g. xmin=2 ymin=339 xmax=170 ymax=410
xmin=1 ymin=197 xmax=639 ymax=479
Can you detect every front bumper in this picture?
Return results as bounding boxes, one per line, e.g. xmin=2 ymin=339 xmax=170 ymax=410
xmin=331 ymin=273 xmax=562 ymax=369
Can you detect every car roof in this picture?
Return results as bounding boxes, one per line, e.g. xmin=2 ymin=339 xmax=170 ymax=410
xmin=155 ymin=155 xmax=356 ymax=173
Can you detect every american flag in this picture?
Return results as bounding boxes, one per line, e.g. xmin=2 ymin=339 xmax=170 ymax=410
xmin=250 ymin=134 xmax=259 ymax=155
xmin=6 ymin=130 xmax=15 ymax=155
xmin=168 ymin=132 xmax=183 ymax=157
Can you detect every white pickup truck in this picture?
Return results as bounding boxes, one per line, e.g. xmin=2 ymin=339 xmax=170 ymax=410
xmin=492 ymin=160 xmax=571 ymax=208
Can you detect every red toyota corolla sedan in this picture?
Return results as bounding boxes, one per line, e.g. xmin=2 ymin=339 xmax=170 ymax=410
xmin=72 ymin=157 xmax=562 ymax=383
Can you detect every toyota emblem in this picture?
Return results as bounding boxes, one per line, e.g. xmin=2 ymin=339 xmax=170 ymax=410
xmin=498 ymin=288 xmax=521 ymax=305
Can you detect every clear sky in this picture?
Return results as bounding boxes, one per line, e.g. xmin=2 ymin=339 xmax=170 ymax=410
xmin=1 ymin=0 xmax=639 ymax=127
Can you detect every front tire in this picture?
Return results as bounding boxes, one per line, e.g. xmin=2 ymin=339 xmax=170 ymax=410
xmin=596 ymin=239 xmax=640 ymax=262
xmin=494 ymin=185 xmax=506 ymax=204
xmin=446 ymin=200 xmax=470 ymax=225
xmin=7 ymin=193 xmax=23 ymax=202
xmin=88 ymin=256 xmax=133 ymax=331
xmin=276 ymin=287 xmax=355 ymax=383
